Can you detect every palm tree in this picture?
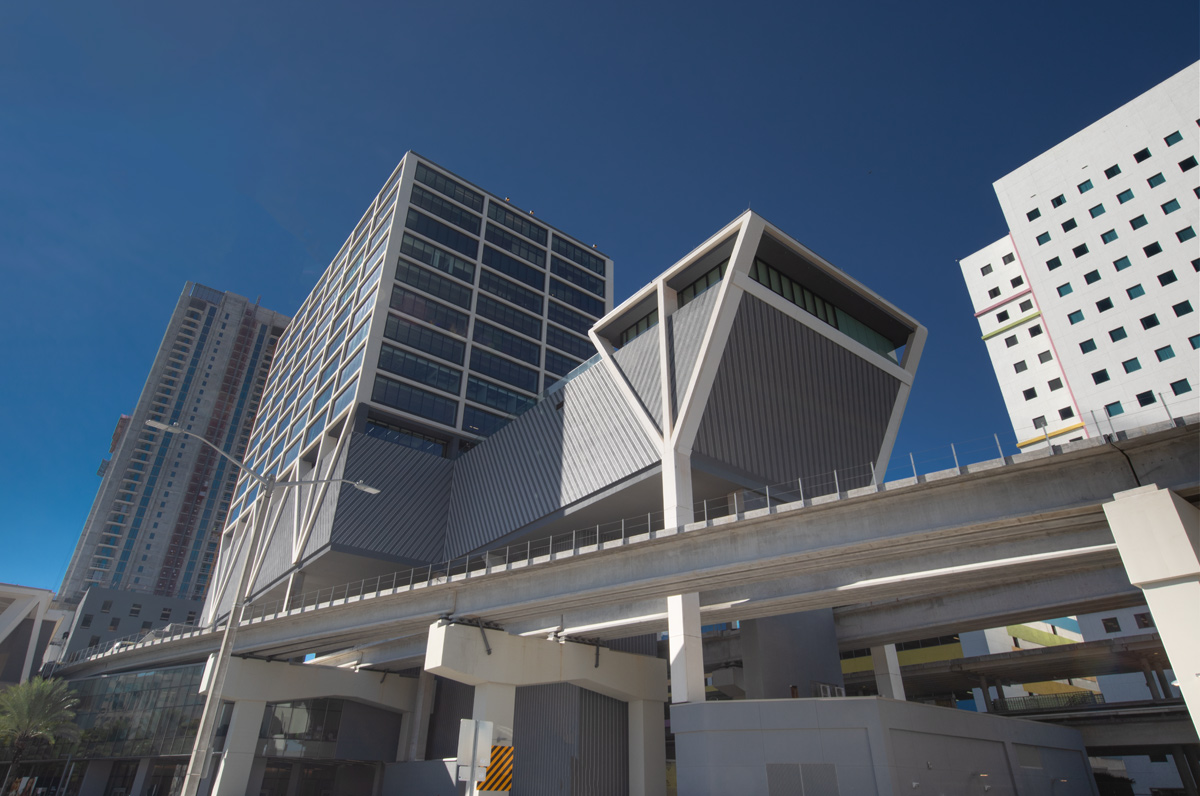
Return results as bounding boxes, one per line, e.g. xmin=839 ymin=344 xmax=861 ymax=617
xmin=0 ymin=677 xmax=80 ymax=796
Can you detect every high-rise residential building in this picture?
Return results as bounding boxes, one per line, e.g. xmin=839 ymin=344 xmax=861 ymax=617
xmin=960 ymin=63 xmax=1199 ymax=450
xmin=58 ymin=285 xmax=288 ymax=607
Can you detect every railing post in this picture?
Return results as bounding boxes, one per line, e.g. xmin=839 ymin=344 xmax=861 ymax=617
xmin=833 ymin=469 xmax=840 ymax=496
xmin=869 ymin=461 xmax=877 ymax=487
xmin=798 ymin=477 xmax=804 ymax=503
xmin=527 ymin=540 xmax=532 ymax=565
xmin=647 ymin=512 xmax=652 ymax=535
xmin=621 ymin=518 xmax=626 ymax=543
xmin=572 ymin=529 xmax=577 ymax=554
xmin=950 ymin=443 xmax=960 ymax=472
xmin=910 ymin=452 xmax=917 ymax=479
xmin=703 ymin=499 xmax=708 ymax=523
xmin=733 ymin=491 xmax=739 ymax=517
xmin=1042 ymin=427 xmax=1052 ymax=452
xmin=994 ymin=433 xmax=1004 ymax=460
xmin=1159 ymin=392 xmax=1172 ymax=423
xmin=765 ymin=484 xmax=770 ymax=510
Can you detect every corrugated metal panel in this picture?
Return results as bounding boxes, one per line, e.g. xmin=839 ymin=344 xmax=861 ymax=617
xmin=766 ymin=763 xmax=803 ymax=796
xmin=693 ymin=296 xmax=901 ymax=485
xmin=576 ymin=688 xmax=628 ymax=796
xmin=301 ymin=442 xmax=349 ymax=560
xmin=425 ymin=676 xmax=475 ymax=760
xmin=249 ymin=486 xmax=300 ymax=596
xmin=605 ymin=635 xmax=658 ymax=657
xmin=329 ymin=432 xmax=453 ymax=563
xmin=611 ymin=329 xmax=662 ymax=429
xmin=513 ymin=683 xmax=579 ymax=796
xmin=445 ymin=363 xmax=659 ymax=558
xmin=668 ymin=286 xmax=721 ymax=418
xmin=801 ymin=762 xmax=840 ymax=795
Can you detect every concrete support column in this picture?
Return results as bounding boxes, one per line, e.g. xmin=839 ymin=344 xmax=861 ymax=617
xmin=628 ymin=699 xmax=667 ymax=796
xmin=77 ymin=761 xmax=113 ymax=796
xmin=978 ymin=677 xmax=990 ymax=712
xmin=401 ymin=670 xmax=436 ymax=762
xmin=668 ymin=593 xmax=705 ymax=704
xmin=210 ymin=699 xmax=266 ymax=796
xmin=129 ymin=758 xmax=152 ymax=796
xmin=870 ymin=644 xmax=906 ymax=700
xmin=662 ymin=448 xmax=694 ymax=529
xmin=993 ymin=683 xmax=1008 ymax=712
xmin=471 ymin=682 xmax=516 ymax=746
xmin=1171 ymin=746 xmax=1200 ymax=796
xmin=1155 ymin=663 xmax=1174 ymax=698
xmin=1104 ymin=485 xmax=1200 ymax=728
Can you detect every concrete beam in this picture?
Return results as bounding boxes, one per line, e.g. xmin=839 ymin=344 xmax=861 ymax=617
xmin=205 ymin=655 xmax=416 ymax=713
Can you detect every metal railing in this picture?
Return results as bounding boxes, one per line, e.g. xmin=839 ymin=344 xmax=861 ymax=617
xmin=993 ymin=691 xmax=1106 ymax=713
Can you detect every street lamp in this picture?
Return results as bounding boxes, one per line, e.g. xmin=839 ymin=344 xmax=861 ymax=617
xmin=144 ymin=420 xmax=380 ymax=796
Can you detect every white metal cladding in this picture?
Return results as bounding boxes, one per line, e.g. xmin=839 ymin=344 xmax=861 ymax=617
xmin=444 ymin=361 xmax=660 ymax=558
xmin=249 ymin=487 xmax=301 ymax=596
xmin=611 ymin=326 xmax=663 ymax=430
xmin=668 ymin=285 xmax=722 ymax=416
xmin=692 ymin=296 xmax=902 ymax=484
xmin=330 ymin=433 xmax=454 ymax=562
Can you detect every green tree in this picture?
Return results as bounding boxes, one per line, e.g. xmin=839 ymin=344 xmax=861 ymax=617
xmin=0 ymin=677 xmax=80 ymax=796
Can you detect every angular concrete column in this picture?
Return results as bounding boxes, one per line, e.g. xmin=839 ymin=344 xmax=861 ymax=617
xmin=1104 ymin=485 xmax=1200 ymax=728
xmin=401 ymin=670 xmax=436 ymax=761
xmin=667 ymin=593 xmax=705 ymax=704
xmin=472 ymin=682 xmax=516 ymax=746
xmin=662 ymin=448 xmax=694 ymax=529
xmin=628 ymin=699 xmax=667 ymax=796
xmin=870 ymin=644 xmax=906 ymax=700
xmin=210 ymin=699 xmax=266 ymax=796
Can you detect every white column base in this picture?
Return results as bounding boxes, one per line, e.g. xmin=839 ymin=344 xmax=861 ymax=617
xmin=668 ymin=593 xmax=705 ymax=704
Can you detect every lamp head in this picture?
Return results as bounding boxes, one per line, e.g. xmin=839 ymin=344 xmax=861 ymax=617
xmin=351 ymin=480 xmax=381 ymax=495
xmin=145 ymin=419 xmax=177 ymax=433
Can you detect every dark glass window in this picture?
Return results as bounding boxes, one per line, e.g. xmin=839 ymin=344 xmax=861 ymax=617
xmin=391 ymin=285 xmax=470 ymax=335
xmin=1104 ymin=164 xmax=1121 ymax=179
xmin=1080 ymin=339 xmax=1097 ymax=353
xmin=1177 ymin=226 xmax=1197 ymax=242
xmin=1062 ymin=218 xmax=1077 ymax=232
xmin=462 ymin=405 xmax=509 ymax=437
xmin=371 ymin=375 xmax=457 ymax=426
xmin=1136 ymin=391 xmax=1156 ymax=407
xmin=988 ymin=287 xmax=1001 ymax=299
xmin=487 ymin=202 xmax=548 ymax=246
xmin=551 ymin=235 xmax=606 ymax=275
xmin=1090 ymin=204 xmax=1106 ymax=218
xmin=476 ymin=295 xmax=542 ymax=339
xmin=1126 ymin=285 xmax=1144 ymax=299
xmin=981 ymin=264 xmax=993 ymax=275
xmin=1143 ymin=242 xmax=1162 ymax=257
xmin=1072 ymin=243 xmax=1088 ymax=258
xmin=479 ymin=269 xmax=543 ymax=314
xmin=1036 ymin=232 xmax=1051 ymax=245
xmin=1113 ymin=256 xmax=1131 ymax=271
xmin=1117 ymin=189 xmax=1134 ymax=204
xmin=466 ymin=376 xmax=537 ymax=416
xmin=547 ymin=325 xmax=595 ymax=360
xmin=1147 ymin=172 xmax=1166 ymax=188
xmin=1130 ymin=214 xmax=1148 ymax=230
xmin=1046 ymin=257 xmax=1062 ymax=271
xmin=1162 ymin=199 xmax=1181 ymax=214
xmin=384 ymin=314 xmax=465 ymax=365
xmin=1059 ymin=407 xmax=1074 ymax=420
xmin=1179 ymin=155 xmax=1197 ymax=172
xmin=1122 ymin=357 xmax=1141 ymax=374
xmin=1172 ymin=379 xmax=1193 ymax=396
xmin=1048 ymin=378 xmax=1063 ymax=391
xmin=548 ymin=301 xmax=594 ymax=335
xmin=545 ymin=350 xmax=582 ymax=377
xmin=1002 ymin=253 xmax=1015 ymax=264
xmin=377 ymin=344 xmax=461 ymax=395
xmin=1077 ymin=179 xmax=1092 ymax=194
xmin=1097 ymin=297 xmax=1114 ymax=311
xmin=470 ymin=348 xmax=538 ymax=393
xmin=395 ymin=260 xmax=472 ymax=310
xmin=549 ymin=279 xmax=605 ymax=317
xmin=1023 ymin=388 xmax=1037 ymax=400
xmin=1051 ymin=194 xmax=1066 ymax=208
xmin=1141 ymin=314 xmax=1160 ymax=329
xmin=1174 ymin=300 xmax=1194 ymax=317
xmin=415 ymin=162 xmax=484 ymax=212
xmin=679 ymin=259 xmax=729 ymax=305
xmin=1004 ymin=335 xmax=1018 ymax=348
xmin=1038 ymin=350 xmax=1053 ymax=364
xmin=1084 ymin=270 xmax=1101 ymax=284
xmin=1026 ymin=208 xmax=1041 ymax=221
xmin=1165 ymin=131 xmax=1183 ymax=146
xmin=1109 ymin=327 xmax=1127 ymax=342
xmin=1068 ymin=310 xmax=1084 ymax=325
xmin=405 ymin=208 xmax=478 ymax=259
xmin=1101 ymin=229 xmax=1118 ymax=244
xmin=1014 ymin=360 xmax=1028 ymax=373
xmin=1092 ymin=369 xmax=1110 ymax=384
xmin=551 ymin=256 xmax=605 ymax=297
xmin=1133 ymin=147 xmax=1151 ymax=163
xmin=473 ymin=320 xmax=540 ymax=365
xmin=485 ymin=222 xmax=545 ymax=267
xmin=483 ymin=246 xmax=545 ymax=289
xmin=411 ymin=185 xmax=482 ymax=235
xmin=399 ymin=233 xmax=475 ymax=283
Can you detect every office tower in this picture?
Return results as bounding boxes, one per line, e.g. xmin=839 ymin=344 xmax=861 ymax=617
xmin=960 ymin=63 xmax=1199 ymax=450
xmin=58 ymin=285 xmax=288 ymax=607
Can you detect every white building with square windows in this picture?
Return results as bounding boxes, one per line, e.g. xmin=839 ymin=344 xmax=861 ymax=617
xmin=961 ymin=62 xmax=1199 ymax=450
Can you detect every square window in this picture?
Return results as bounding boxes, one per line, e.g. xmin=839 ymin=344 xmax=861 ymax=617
xmin=1122 ymin=357 xmax=1141 ymax=373
xmin=1032 ymin=415 xmax=1047 ymax=429
xmin=1109 ymin=327 xmax=1127 ymax=342
xmin=1062 ymin=218 xmax=1077 ymax=232
xmin=1019 ymin=299 xmax=1033 ymax=312
xmin=1104 ymin=164 xmax=1121 ymax=179
xmin=1195 ymin=257 xmax=1200 ymax=271
xmin=1068 ymin=310 xmax=1084 ymax=325
xmin=1118 ymin=189 xmax=1134 ymax=203
xmin=1026 ymin=208 xmax=1041 ymax=221
xmin=1084 ymin=270 xmax=1101 ymax=284
xmin=1037 ymin=232 xmax=1051 ymax=245
xmin=1180 ymin=155 xmax=1198 ymax=172
xmin=1146 ymin=173 xmax=1167 ymax=190
xmin=1038 ymin=350 xmax=1053 ymax=363
xmin=980 ymin=264 xmax=993 ymax=276
xmin=1105 ymin=401 xmax=1124 ymax=417
xmin=129 ymin=603 xmax=141 ymax=618
xmin=1059 ymin=406 xmax=1074 ymax=420
xmin=1051 ymin=194 xmax=1066 ymax=208
xmin=1177 ymin=226 xmax=1196 ymax=242
xmin=1162 ymin=198 xmax=1181 ymax=214
xmin=1158 ymin=270 xmax=1177 ymax=286
xmin=1101 ymin=229 xmax=1118 ymax=243
xmin=1029 ymin=324 xmax=1043 ymax=337
xmin=100 ymin=600 xmax=112 ymax=614
xmin=996 ymin=310 xmax=1010 ymax=322
xmin=1136 ymin=391 xmax=1156 ymax=407
xmin=1133 ymin=147 xmax=1151 ymax=163
xmin=1126 ymin=284 xmax=1145 ymax=299
xmin=1191 ymin=334 xmax=1200 ymax=350
xmin=1144 ymin=242 xmax=1162 ymax=257
xmin=1113 ymin=256 xmax=1131 ymax=271
xmin=1046 ymin=257 xmax=1062 ymax=271
xmin=1023 ymin=388 xmax=1037 ymax=400
xmin=988 ymin=287 xmax=1001 ymax=299
xmin=1077 ymin=179 xmax=1093 ymax=193
xmin=1097 ymin=297 xmax=1114 ymax=311
xmin=1141 ymin=314 xmax=1160 ymax=329
xmin=1072 ymin=243 xmax=1088 ymax=258
xmin=1165 ymin=131 xmax=1182 ymax=146
xmin=1101 ymin=617 xmax=1121 ymax=633
xmin=1002 ymin=253 xmax=1015 ymax=265
xmin=1080 ymin=338 xmax=1097 ymax=353
xmin=1004 ymin=335 xmax=1018 ymax=348
xmin=1172 ymin=379 xmax=1193 ymax=396
xmin=80 ymin=614 xmax=93 ymax=629
xmin=1089 ymin=204 xmax=1106 ymax=218
xmin=1011 ymin=276 xmax=1023 ymax=288
xmin=1155 ymin=345 xmax=1175 ymax=361
xmin=1048 ymin=378 xmax=1063 ymax=391
xmin=1014 ymin=360 xmax=1028 ymax=373
xmin=1174 ymin=300 xmax=1194 ymax=316
xmin=1130 ymin=215 xmax=1148 ymax=230
xmin=1056 ymin=283 xmax=1073 ymax=297
xmin=1092 ymin=369 xmax=1110 ymax=384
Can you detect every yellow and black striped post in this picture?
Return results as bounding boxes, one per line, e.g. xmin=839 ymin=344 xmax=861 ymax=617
xmin=477 ymin=745 xmax=514 ymax=792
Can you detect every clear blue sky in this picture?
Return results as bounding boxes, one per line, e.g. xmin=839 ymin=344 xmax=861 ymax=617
xmin=0 ymin=1 xmax=1196 ymax=592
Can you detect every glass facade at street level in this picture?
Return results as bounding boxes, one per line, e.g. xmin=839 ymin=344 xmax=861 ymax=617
xmin=226 ymin=153 xmax=613 ymax=526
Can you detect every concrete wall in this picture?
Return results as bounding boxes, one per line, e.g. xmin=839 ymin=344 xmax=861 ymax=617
xmin=672 ymin=697 xmax=1099 ymax=796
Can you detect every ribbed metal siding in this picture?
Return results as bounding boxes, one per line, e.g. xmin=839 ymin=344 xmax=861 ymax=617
xmin=668 ymin=286 xmax=721 ymax=417
xmin=249 ymin=486 xmax=301 ymax=596
xmin=302 ymin=443 xmax=349 ymax=559
xmin=512 ymin=684 xmax=628 ymax=796
xmin=445 ymin=364 xmax=659 ymax=557
xmin=611 ymin=329 xmax=662 ymax=429
xmin=605 ymin=635 xmax=658 ymax=657
xmin=693 ymin=296 xmax=901 ymax=485
xmin=425 ymin=676 xmax=475 ymax=760
xmin=330 ymin=432 xmax=453 ymax=562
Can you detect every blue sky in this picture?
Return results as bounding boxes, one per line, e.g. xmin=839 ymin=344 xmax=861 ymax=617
xmin=0 ymin=1 xmax=1196 ymax=592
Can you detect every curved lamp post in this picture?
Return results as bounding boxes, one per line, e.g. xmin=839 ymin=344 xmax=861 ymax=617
xmin=144 ymin=420 xmax=380 ymax=796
